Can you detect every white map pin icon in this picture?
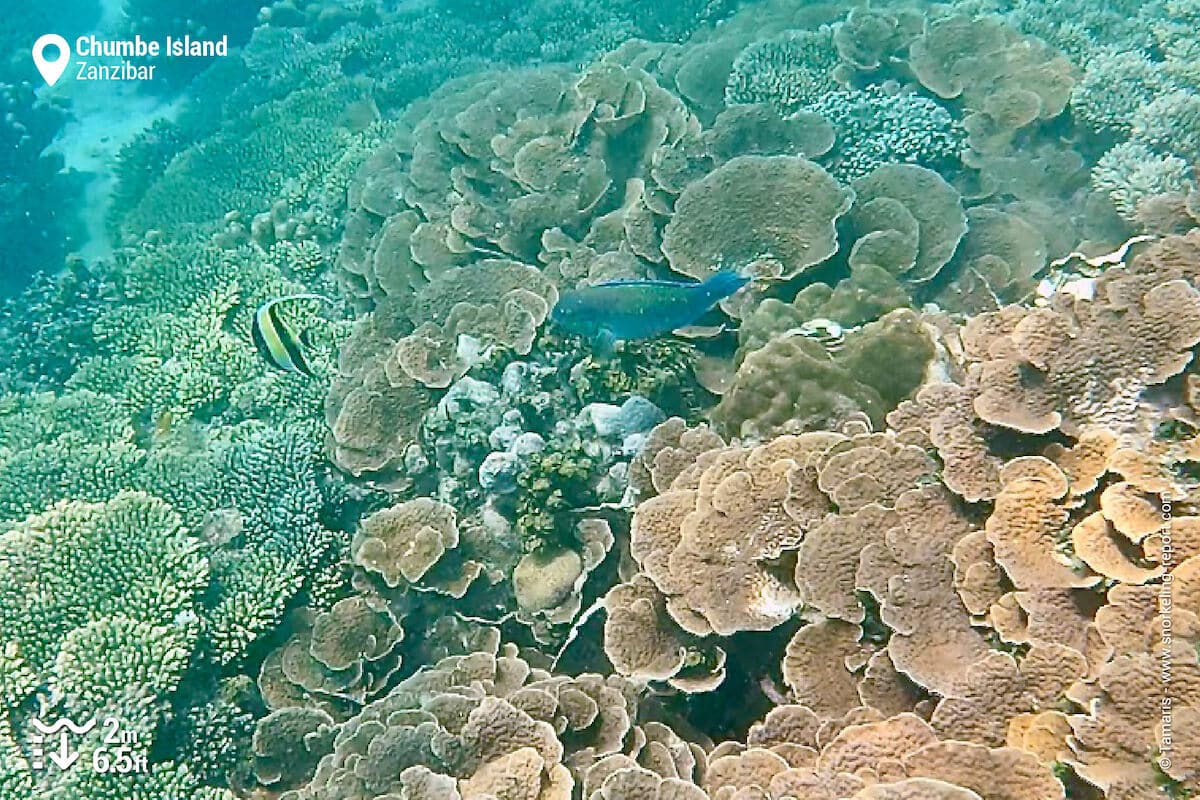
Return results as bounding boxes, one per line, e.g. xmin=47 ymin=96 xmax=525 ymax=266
xmin=32 ymin=34 xmax=70 ymax=86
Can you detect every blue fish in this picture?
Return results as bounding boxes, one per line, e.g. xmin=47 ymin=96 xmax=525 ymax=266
xmin=550 ymin=270 xmax=749 ymax=351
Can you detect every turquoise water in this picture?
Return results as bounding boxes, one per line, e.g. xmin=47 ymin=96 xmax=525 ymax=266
xmin=2 ymin=1 xmax=1198 ymax=797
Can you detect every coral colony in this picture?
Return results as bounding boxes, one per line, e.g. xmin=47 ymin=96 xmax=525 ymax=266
xmin=1 ymin=0 xmax=1200 ymax=798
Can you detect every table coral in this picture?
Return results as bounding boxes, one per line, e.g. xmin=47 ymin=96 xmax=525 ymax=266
xmin=662 ymin=155 xmax=852 ymax=283
xmin=908 ymin=14 xmax=1075 ymax=155
xmin=353 ymin=498 xmax=482 ymax=598
xmin=935 ymin=205 xmax=1050 ymax=313
xmin=704 ymin=104 xmax=835 ymax=164
xmin=967 ymin=272 xmax=1200 ymax=438
xmin=268 ymin=643 xmax=644 ymax=799
xmin=887 ymin=381 xmax=1005 ymax=503
xmin=832 ymin=6 xmax=922 ymax=77
xmin=327 ymin=354 xmax=431 ymax=484
xmin=847 ymin=164 xmax=967 ymax=284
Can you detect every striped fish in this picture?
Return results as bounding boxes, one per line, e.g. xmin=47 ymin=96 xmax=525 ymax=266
xmin=251 ymin=294 xmax=332 ymax=377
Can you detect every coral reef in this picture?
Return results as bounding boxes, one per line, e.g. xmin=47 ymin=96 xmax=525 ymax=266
xmin=0 ymin=259 xmax=109 ymax=390
xmin=807 ymin=87 xmax=965 ymax=182
xmin=725 ymin=28 xmax=840 ymax=114
xmin=8 ymin=0 xmax=1200 ymax=798
xmin=662 ymin=155 xmax=853 ymax=282
xmin=1092 ymin=142 xmax=1196 ymax=222
xmin=1071 ymin=49 xmax=1170 ymax=136
xmin=714 ymin=309 xmax=934 ymax=439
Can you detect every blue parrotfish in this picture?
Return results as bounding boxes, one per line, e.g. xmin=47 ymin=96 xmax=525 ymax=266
xmin=550 ymin=270 xmax=749 ymax=350
xmin=251 ymin=293 xmax=333 ymax=377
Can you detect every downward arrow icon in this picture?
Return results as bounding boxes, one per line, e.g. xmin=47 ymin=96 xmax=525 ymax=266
xmin=47 ymin=731 xmax=79 ymax=770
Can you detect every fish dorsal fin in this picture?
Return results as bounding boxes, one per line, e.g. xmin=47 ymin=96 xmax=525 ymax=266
xmin=592 ymin=277 xmax=701 ymax=289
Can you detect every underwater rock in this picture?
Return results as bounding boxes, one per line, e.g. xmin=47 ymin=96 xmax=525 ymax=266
xmin=513 ymin=546 xmax=585 ymax=613
xmin=582 ymin=396 xmax=667 ymax=441
xmin=479 ymin=451 xmax=521 ymax=494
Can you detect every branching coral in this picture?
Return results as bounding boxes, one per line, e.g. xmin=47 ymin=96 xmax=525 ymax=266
xmin=1132 ymin=89 xmax=1200 ymax=163
xmin=0 ymin=260 xmax=109 ymax=389
xmin=1071 ymin=49 xmax=1170 ymax=136
xmin=724 ymin=27 xmax=840 ymax=114
xmin=0 ymin=492 xmax=207 ymax=673
xmin=1093 ymin=142 xmax=1196 ymax=222
xmin=806 ymin=87 xmax=965 ymax=182
xmin=0 ymin=493 xmax=211 ymax=794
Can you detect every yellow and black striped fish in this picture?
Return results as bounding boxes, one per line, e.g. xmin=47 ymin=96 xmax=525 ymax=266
xmin=251 ymin=294 xmax=332 ymax=377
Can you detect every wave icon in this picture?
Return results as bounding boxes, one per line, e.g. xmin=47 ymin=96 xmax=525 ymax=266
xmin=30 ymin=717 xmax=95 ymax=736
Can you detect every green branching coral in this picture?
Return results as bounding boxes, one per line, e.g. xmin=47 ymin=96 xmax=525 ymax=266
xmin=0 ymin=492 xmax=207 ymax=673
xmin=71 ymin=283 xmax=255 ymax=422
xmin=0 ymin=260 xmax=110 ymax=390
xmin=0 ymin=438 xmax=143 ymax=528
xmin=725 ymin=28 xmax=840 ymax=114
xmin=67 ymin=233 xmax=338 ymax=429
xmin=117 ymin=80 xmax=371 ymax=240
xmin=0 ymin=391 xmax=141 ymax=525
xmin=1002 ymin=0 xmax=1152 ymax=60
xmin=567 ymin=336 xmax=709 ymax=418
xmin=166 ymin=675 xmax=260 ymax=790
xmin=806 ymin=86 xmax=965 ymax=181
xmin=54 ymin=616 xmax=196 ymax=714
xmin=0 ymin=394 xmax=345 ymax=684
xmin=41 ymin=762 xmax=235 ymax=800
xmin=514 ymin=435 xmax=603 ymax=551
xmin=0 ymin=492 xmax=216 ymax=797
xmin=108 ymin=118 xmax=195 ymax=232
xmin=0 ymin=390 xmax=133 ymax=452
xmin=203 ymin=421 xmax=347 ymax=664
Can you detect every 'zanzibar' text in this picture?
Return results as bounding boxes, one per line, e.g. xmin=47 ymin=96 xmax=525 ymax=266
xmin=76 ymin=61 xmax=156 ymax=81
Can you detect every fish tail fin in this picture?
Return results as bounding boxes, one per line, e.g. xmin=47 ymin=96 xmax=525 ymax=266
xmin=701 ymin=269 xmax=751 ymax=302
